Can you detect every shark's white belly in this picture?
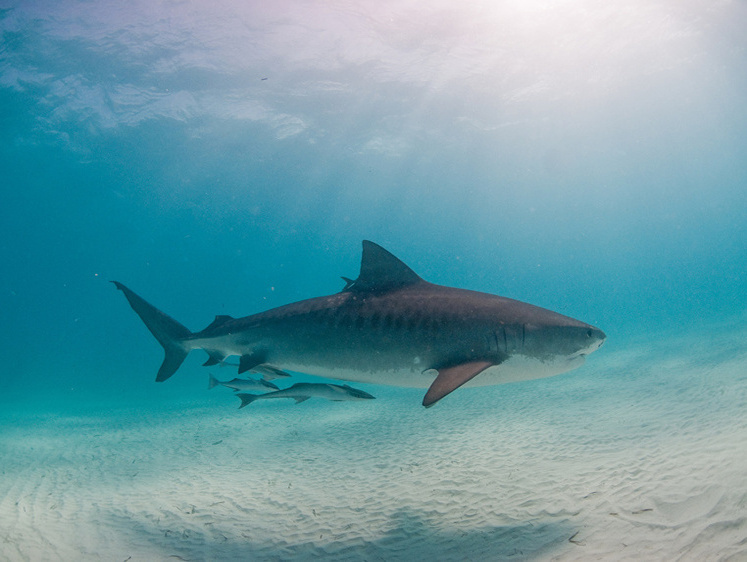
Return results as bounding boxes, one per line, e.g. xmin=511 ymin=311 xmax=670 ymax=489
xmin=278 ymin=353 xmax=586 ymax=389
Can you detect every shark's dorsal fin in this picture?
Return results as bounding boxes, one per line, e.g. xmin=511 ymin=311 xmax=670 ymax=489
xmin=344 ymin=241 xmax=423 ymax=294
xmin=203 ymin=315 xmax=234 ymax=332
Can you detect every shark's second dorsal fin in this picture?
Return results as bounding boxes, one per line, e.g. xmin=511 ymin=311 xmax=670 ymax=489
xmin=345 ymin=241 xmax=423 ymax=294
xmin=203 ymin=315 xmax=234 ymax=332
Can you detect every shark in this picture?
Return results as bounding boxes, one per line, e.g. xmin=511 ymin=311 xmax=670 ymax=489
xmin=236 ymin=382 xmax=376 ymax=408
xmin=113 ymin=240 xmax=605 ymax=407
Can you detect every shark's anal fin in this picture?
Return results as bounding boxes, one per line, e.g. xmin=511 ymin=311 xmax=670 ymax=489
xmin=239 ymin=351 xmax=267 ymax=374
xmin=202 ymin=349 xmax=229 ymax=366
xmin=423 ymin=360 xmax=494 ymax=408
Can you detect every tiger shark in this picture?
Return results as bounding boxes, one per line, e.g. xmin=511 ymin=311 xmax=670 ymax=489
xmin=113 ymin=240 xmax=605 ymax=407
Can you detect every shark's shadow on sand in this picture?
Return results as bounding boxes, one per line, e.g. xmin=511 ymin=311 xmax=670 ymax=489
xmin=107 ymin=506 xmax=577 ymax=561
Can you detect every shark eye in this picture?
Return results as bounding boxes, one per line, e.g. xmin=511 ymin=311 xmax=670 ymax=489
xmin=586 ymin=329 xmax=593 ymax=338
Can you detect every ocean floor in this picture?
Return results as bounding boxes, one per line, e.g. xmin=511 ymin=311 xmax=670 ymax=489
xmin=1 ymin=318 xmax=746 ymax=561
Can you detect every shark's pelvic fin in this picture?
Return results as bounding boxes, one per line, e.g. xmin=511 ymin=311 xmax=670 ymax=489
xmin=423 ymin=360 xmax=494 ymax=408
xmin=344 ymin=240 xmax=423 ymax=294
xmin=112 ymin=281 xmax=191 ymax=382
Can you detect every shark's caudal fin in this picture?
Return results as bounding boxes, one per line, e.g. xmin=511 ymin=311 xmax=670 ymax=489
xmin=112 ymin=282 xmax=192 ymax=382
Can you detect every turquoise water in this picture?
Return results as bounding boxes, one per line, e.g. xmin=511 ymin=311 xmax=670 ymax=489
xmin=1 ymin=2 xmax=746 ymax=560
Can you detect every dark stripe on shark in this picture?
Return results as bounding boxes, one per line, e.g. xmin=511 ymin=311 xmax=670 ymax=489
xmin=307 ymin=303 xmax=446 ymax=337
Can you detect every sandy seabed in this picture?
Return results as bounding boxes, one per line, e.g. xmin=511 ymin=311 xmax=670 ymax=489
xmin=1 ymin=321 xmax=746 ymax=562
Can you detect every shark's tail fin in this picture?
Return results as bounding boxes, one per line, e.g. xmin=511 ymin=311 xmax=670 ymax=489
xmin=112 ymin=281 xmax=192 ymax=382
xmin=208 ymin=373 xmax=220 ymax=390
xmin=236 ymin=393 xmax=259 ymax=409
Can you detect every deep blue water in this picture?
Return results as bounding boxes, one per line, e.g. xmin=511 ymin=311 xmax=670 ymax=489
xmin=1 ymin=1 xmax=745 ymax=409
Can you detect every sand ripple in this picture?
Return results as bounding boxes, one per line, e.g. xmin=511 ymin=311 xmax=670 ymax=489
xmin=1 ymin=322 xmax=746 ymax=560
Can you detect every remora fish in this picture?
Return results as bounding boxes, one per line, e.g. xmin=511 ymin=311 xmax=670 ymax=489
xmin=236 ymin=382 xmax=376 ymax=408
xmin=113 ymin=240 xmax=605 ymax=407
xmin=208 ymin=373 xmax=279 ymax=392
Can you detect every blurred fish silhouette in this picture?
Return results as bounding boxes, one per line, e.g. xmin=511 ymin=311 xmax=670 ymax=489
xmin=208 ymin=373 xmax=278 ymax=392
xmin=236 ymin=383 xmax=375 ymax=408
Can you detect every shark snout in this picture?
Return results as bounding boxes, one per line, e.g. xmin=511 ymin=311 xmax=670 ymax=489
xmin=594 ymin=327 xmax=606 ymax=344
xmin=586 ymin=327 xmax=606 ymax=353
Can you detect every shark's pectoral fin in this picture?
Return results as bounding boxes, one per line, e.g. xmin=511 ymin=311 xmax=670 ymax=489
xmin=293 ymin=396 xmax=311 ymax=404
xmin=423 ymin=360 xmax=495 ymax=408
xmin=239 ymin=351 xmax=267 ymax=374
